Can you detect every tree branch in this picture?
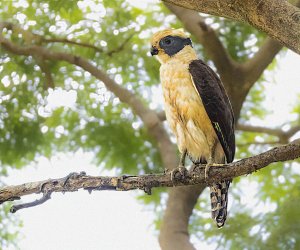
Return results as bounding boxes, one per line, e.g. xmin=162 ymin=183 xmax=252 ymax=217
xmin=42 ymin=37 xmax=104 ymax=53
xmin=43 ymin=33 xmax=134 ymax=56
xmin=163 ymin=0 xmax=300 ymax=54
xmin=0 ymin=142 xmax=299 ymax=211
xmin=237 ymin=123 xmax=300 ymax=143
xmin=237 ymin=141 xmax=280 ymax=147
xmin=0 ymin=21 xmax=134 ymax=56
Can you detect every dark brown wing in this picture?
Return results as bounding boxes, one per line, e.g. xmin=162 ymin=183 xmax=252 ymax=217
xmin=189 ymin=59 xmax=235 ymax=163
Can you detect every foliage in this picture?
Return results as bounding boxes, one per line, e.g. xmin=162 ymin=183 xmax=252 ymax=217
xmin=0 ymin=201 xmax=21 ymax=248
xmin=0 ymin=0 xmax=299 ymax=249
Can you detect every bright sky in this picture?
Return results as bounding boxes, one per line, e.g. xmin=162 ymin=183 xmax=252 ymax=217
xmin=252 ymin=51 xmax=300 ymax=127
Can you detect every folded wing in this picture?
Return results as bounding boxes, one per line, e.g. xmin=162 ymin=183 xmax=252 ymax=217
xmin=189 ymin=59 xmax=235 ymax=163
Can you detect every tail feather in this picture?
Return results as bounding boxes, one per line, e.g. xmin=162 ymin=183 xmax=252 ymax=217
xmin=210 ymin=180 xmax=231 ymax=228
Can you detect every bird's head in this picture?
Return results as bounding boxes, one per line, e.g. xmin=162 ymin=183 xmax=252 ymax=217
xmin=150 ymin=28 xmax=194 ymax=64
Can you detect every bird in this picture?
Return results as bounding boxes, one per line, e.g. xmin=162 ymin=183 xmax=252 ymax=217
xmin=150 ymin=28 xmax=235 ymax=227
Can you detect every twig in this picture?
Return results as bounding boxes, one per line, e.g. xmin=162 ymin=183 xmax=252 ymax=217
xmin=237 ymin=123 xmax=300 ymax=144
xmin=237 ymin=141 xmax=280 ymax=147
xmin=0 ymin=142 xmax=299 ymax=212
xmin=42 ymin=38 xmax=104 ymax=53
xmin=10 ymin=192 xmax=51 ymax=213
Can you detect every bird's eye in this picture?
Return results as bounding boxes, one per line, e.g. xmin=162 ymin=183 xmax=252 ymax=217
xmin=164 ymin=38 xmax=172 ymax=45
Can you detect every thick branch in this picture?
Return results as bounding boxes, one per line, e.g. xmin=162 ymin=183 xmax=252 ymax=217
xmin=0 ymin=142 xmax=299 ymax=211
xmin=163 ymin=0 xmax=300 ymax=54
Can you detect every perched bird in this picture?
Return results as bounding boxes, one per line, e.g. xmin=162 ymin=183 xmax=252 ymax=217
xmin=150 ymin=29 xmax=235 ymax=227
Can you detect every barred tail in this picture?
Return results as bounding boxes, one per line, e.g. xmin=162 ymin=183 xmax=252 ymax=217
xmin=210 ymin=180 xmax=231 ymax=228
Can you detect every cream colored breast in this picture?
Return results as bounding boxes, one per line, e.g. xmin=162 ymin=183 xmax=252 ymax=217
xmin=159 ymin=61 xmax=222 ymax=161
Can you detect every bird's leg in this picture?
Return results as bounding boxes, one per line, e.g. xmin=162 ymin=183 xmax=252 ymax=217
xmin=205 ymin=156 xmax=214 ymax=180
xmin=170 ymin=149 xmax=188 ymax=182
xmin=205 ymin=140 xmax=218 ymax=180
xmin=179 ymin=149 xmax=187 ymax=168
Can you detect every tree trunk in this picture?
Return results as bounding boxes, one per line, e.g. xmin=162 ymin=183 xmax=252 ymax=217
xmin=159 ymin=185 xmax=206 ymax=250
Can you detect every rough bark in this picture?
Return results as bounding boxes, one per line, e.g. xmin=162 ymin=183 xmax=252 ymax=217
xmin=1 ymin=142 xmax=299 ymax=212
xmin=163 ymin=0 xmax=300 ymax=54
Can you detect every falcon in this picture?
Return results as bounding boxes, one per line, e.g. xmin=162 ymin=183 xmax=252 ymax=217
xmin=150 ymin=29 xmax=235 ymax=227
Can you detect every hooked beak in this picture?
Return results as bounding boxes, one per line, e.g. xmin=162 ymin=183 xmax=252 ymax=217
xmin=150 ymin=46 xmax=159 ymax=56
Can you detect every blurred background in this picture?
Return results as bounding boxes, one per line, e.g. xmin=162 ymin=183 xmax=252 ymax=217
xmin=0 ymin=0 xmax=300 ymax=249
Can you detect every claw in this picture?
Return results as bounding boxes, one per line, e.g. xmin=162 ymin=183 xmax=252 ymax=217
xmin=170 ymin=165 xmax=188 ymax=183
xmin=189 ymin=163 xmax=199 ymax=175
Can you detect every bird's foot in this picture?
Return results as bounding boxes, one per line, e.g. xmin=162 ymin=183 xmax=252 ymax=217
xmin=189 ymin=163 xmax=200 ymax=175
xmin=205 ymin=163 xmax=223 ymax=180
xmin=170 ymin=165 xmax=188 ymax=183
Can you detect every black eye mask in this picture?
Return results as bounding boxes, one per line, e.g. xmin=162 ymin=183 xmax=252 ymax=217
xmin=159 ymin=35 xmax=192 ymax=56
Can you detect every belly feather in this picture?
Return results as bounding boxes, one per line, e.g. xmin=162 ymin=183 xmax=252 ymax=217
xmin=160 ymin=63 xmax=220 ymax=161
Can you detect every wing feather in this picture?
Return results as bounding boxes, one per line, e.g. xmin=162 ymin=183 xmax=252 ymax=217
xmin=189 ymin=60 xmax=235 ymax=163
